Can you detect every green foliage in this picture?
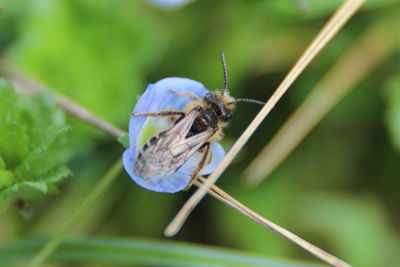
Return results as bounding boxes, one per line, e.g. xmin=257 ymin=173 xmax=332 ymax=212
xmin=0 ymin=80 xmax=71 ymax=210
xmin=0 ymin=238 xmax=323 ymax=267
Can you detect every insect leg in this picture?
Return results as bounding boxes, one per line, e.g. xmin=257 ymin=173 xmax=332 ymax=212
xmin=186 ymin=142 xmax=211 ymax=189
xmin=168 ymin=90 xmax=201 ymax=101
xmin=132 ymin=110 xmax=185 ymax=119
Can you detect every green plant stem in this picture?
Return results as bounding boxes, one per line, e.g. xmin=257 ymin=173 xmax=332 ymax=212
xmin=27 ymin=159 xmax=123 ymax=267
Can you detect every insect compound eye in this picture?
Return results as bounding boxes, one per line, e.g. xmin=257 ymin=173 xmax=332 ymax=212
xmin=204 ymin=92 xmax=215 ymax=104
xmin=212 ymin=104 xmax=222 ymax=116
xmin=221 ymin=111 xmax=232 ymax=122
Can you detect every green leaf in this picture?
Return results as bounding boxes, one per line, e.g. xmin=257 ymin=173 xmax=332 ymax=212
xmin=37 ymin=166 xmax=72 ymax=184
xmin=0 ymin=238 xmax=323 ymax=267
xmin=14 ymin=126 xmax=70 ymax=179
xmin=0 ymin=79 xmax=25 ymax=122
xmin=0 ymin=170 xmax=14 ymax=189
xmin=117 ymin=134 xmax=130 ymax=149
xmin=0 ymin=80 xmax=71 ymax=210
xmin=0 ymin=122 xmax=29 ymax=169
xmin=0 ymin=158 xmax=13 ymax=190
xmin=0 ymin=181 xmax=48 ymax=203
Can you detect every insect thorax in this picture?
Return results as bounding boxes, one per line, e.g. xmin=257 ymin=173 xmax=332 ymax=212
xmin=184 ymin=91 xmax=234 ymax=140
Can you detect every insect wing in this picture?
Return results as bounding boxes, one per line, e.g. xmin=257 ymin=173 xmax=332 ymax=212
xmin=135 ymin=109 xmax=213 ymax=185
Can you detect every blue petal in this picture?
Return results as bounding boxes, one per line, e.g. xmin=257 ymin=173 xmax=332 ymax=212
xmin=146 ymin=0 xmax=195 ymax=8
xmin=123 ymin=77 xmax=226 ymax=193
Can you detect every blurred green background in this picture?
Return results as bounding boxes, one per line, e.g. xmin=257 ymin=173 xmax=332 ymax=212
xmin=1 ymin=0 xmax=400 ymax=266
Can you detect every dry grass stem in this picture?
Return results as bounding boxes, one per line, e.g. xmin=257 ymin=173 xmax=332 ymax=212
xmin=164 ymin=0 xmax=367 ymax=238
xmin=244 ymin=21 xmax=396 ymax=186
xmin=195 ymin=177 xmax=352 ymax=267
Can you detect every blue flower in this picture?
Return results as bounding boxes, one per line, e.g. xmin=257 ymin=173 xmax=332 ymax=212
xmin=123 ymin=78 xmax=225 ymax=193
xmin=146 ymin=0 xmax=195 ymax=8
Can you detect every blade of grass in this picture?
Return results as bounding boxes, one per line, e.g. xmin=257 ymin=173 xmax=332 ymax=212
xmin=244 ymin=20 xmax=396 ymax=186
xmin=26 ymin=160 xmax=123 ymax=267
xmin=165 ymin=0 xmax=366 ymax=238
xmin=1 ymin=238 xmax=324 ymax=267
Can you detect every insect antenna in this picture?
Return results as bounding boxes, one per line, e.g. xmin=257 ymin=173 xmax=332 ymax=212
xmin=220 ymin=51 xmax=264 ymax=106
xmin=233 ymin=98 xmax=265 ymax=106
xmin=220 ymin=51 xmax=228 ymax=91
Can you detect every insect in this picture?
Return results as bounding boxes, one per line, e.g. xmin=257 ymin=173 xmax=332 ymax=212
xmin=130 ymin=52 xmax=265 ymax=191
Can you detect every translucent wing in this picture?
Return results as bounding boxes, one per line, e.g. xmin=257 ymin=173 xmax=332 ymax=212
xmin=134 ymin=109 xmax=213 ymax=185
